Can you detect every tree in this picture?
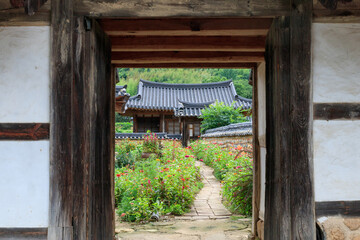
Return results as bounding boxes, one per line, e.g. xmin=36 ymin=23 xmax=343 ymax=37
xmin=199 ymin=101 xmax=249 ymax=133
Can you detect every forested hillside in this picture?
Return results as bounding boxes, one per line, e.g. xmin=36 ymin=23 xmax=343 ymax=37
xmin=117 ymin=68 xmax=252 ymax=99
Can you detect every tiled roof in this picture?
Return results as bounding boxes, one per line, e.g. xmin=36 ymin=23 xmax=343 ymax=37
xmin=115 ymin=133 xmax=181 ymax=140
xmin=201 ymin=122 xmax=252 ymax=138
xmin=116 ymin=85 xmax=130 ymax=99
xmin=126 ymin=79 xmax=252 ymax=116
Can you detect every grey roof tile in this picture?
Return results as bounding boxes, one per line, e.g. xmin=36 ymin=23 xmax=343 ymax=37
xmin=126 ymin=79 xmax=252 ymax=116
xmin=202 ymin=122 xmax=253 ymax=138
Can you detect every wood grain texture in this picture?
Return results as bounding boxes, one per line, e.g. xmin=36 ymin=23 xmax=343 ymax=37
xmin=113 ymin=63 xmax=257 ymax=69
xmin=111 ymin=36 xmax=266 ymax=52
xmin=89 ymin=19 xmax=114 ymax=240
xmin=265 ymin=8 xmax=315 ymax=238
xmin=75 ymin=0 xmax=289 ymax=18
xmin=0 ymin=123 xmax=49 ymax=140
xmin=290 ymin=0 xmax=315 ymax=237
xmin=48 ymin=0 xmax=73 ymax=239
xmin=111 ymin=51 xmax=264 ymax=64
xmin=72 ymin=16 xmax=90 ymax=240
xmin=316 ymin=201 xmax=360 ymax=217
xmin=265 ymin=17 xmax=292 ymax=240
xmin=314 ymin=103 xmax=360 ymax=120
xmin=100 ymin=18 xmax=273 ymax=36
xmin=0 ymin=228 xmax=47 ymax=239
xmin=252 ymin=65 xmax=261 ymax=237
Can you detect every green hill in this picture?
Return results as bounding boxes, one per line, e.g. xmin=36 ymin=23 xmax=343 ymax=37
xmin=116 ymin=68 xmax=252 ymax=99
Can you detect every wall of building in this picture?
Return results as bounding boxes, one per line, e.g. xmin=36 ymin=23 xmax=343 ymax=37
xmin=201 ymin=135 xmax=253 ymax=155
xmin=312 ymin=23 xmax=360 ymax=202
xmin=312 ymin=22 xmax=360 ymax=237
xmin=0 ymin=26 xmax=50 ymax=227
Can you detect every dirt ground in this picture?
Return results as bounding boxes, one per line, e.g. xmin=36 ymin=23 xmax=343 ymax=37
xmin=115 ymin=216 xmax=252 ymax=240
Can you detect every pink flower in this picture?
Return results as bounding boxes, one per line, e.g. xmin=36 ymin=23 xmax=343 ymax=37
xmin=148 ymin=180 xmax=151 ymax=184
xmin=185 ymin=155 xmax=189 ymax=158
xmin=235 ymin=166 xmax=242 ymax=169
xmin=199 ymin=159 xmax=204 ymax=162
xmin=121 ymin=213 xmax=126 ymax=217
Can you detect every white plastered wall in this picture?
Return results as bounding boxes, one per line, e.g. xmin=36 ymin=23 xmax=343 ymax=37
xmin=257 ymin=62 xmax=266 ymax=219
xmin=312 ymin=23 xmax=360 ymax=202
xmin=0 ymin=26 xmax=50 ymax=227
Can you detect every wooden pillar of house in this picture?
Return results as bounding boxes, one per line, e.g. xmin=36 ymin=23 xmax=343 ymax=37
xmin=181 ymin=118 xmax=187 ymax=147
xmin=133 ymin=114 xmax=138 ymax=133
xmin=264 ymin=0 xmax=314 ymax=238
xmin=48 ymin=0 xmax=74 ymax=238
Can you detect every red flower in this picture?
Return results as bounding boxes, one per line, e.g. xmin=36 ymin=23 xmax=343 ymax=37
xmin=121 ymin=213 xmax=126 ymax=217
xmin=116 ymin=174 xmax=121 ymax=177
xmin=199 ymin=159 xmax=203 ymax=162
xmin=185 ymin=155 xmax=189 ymax=158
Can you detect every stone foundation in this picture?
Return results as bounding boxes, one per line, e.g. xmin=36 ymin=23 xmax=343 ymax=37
xmin=318 ymin=217 xmax=360 ymax=240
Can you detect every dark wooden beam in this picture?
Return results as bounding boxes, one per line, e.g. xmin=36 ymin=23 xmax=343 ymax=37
xmin=111 ymin=51 xmax=264 ymax=64
xmin=25 ymin=0 xmax=47 ymax=15
xmin=314 ymin=103 xmax=360 ymax=120
xmin=316 ymin=201 xmax=360 ymax=217
xmin=101 ymin=18 xmax=273 ymax=36
xmin=114 ymin=63 xmax=257 ymax=69
xmin=0 ymin=228 xmax=47 ymax=239
xmin=0 ymin=123 xmax=49 ymax=140
xmin=111 ymin=36 xmax=266 ymax=52
xmin=289 ymin=0 xmax=315 ymax=237
xmin=313 ymin=0 xmax=360 ymax=17
xmin=48 ymin=0 xmax=73 ymax=238
xmin=76 ymin=1 xmax=289 ymax=18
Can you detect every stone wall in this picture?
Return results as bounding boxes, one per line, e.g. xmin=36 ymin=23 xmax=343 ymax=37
xmin=201 ymin=135 xmax=253 ymax=156
xmin=319 ymin=217 xmax=360 ymax=240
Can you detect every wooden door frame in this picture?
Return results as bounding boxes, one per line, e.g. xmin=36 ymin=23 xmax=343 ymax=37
xmin=49 ymin=1 xmax=314 ymax=239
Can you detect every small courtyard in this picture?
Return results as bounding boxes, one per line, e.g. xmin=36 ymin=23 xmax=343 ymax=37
xmin=114 ymin=135 xmax=253 ymax=240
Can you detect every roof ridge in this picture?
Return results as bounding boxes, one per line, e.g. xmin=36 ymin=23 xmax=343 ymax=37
xmin=139 ymin=79 xmax=233 ymax=88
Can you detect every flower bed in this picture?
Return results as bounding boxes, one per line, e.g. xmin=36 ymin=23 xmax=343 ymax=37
xmin=189 ymin=140 xmax=253 ymax=216
xmin=115 ymin=140 xmax=203 ymax=222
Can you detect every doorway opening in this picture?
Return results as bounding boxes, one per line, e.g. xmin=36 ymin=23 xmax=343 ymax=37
xmin=97 ymin=17 xmax=271 ymax=239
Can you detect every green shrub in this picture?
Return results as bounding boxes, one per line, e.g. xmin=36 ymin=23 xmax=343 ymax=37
xmin=115 ymin=141 xmax=203 ymax=222
xmin=142 ymin=132 xmax=159 ymax=153
xmin=199 ymin=101 xmax=248 ymax=133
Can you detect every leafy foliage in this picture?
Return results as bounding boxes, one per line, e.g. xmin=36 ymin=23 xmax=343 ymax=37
xmin=189 ymin=140 xmax=253 ymax=216
xmin=199 ymin=101 xmax=248 ymax=133
xmin=117 ymin=68 xmax=252 ymax=98
xmin=115 ymin=140 xmax=203 ymax=222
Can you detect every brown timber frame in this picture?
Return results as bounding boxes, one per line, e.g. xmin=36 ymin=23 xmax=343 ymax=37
xmin=265 ymin=0 xmax=315 ymax=238
xmin=45 ymin=0 xmax=316 ymax=239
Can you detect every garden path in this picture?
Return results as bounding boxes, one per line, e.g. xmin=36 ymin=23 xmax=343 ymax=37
xmin=115 ymin=161 xmax=251 ymax=240
xmin=179 ymin=161 xmax=232 ymax=220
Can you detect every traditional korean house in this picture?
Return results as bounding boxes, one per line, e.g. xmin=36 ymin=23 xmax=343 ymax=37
xmin=1 ymin=0 xmax=360 ymax=239
xmin=120 ymin=79 xmax=252 ymax=143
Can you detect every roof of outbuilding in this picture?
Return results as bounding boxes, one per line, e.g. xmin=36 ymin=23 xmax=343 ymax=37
xmin=201 ymin=121 xmax=252 ymax=138
xmin=126 ymin=79 xmax=252 ymax=116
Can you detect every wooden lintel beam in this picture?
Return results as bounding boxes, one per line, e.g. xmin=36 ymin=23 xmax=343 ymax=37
xmin=111 ymin=51 xmax=264 ymax=64
xmin=100 ymin=18 xmax=273 ymax=36
xmin=111 ymin=36 xmax=266 ymax=52
xmin=113 ymin=63 xmax=256 ymax=69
